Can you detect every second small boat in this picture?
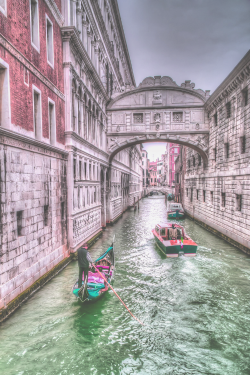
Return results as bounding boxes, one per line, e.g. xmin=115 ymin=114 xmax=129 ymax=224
xmin=152 ymin=223 xmax=197 ymax=257
xmin=167 ymin=202 xmax=185 ymax=219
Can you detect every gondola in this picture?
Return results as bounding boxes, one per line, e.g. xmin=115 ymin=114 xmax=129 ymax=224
xmin=72 ymin=237 xmax=115 ymax=303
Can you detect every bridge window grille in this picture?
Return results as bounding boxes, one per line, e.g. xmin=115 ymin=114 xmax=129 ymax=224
xmin=173 ymin=112 xmax=183 ymax=122
xmin=226 ymin=102 xmax=231 ymax=118
xmin=210 ymin=191 xmax=213 ymax=204
xmin=133 ymin=113 xmax=143 ymax=123
xmin=236 ymin=194 xmax=242 ymax=211
xmin=242 ymin=87 xmax=248 ymax=106
xmin=221 ymin=192 xmax=226 ymax=207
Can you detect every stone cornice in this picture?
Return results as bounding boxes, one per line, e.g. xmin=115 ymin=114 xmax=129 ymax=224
xmin=0 ymin=128 xmax=68 ymax=157
xmin=65 ymin=130 xmax=109 ymax=157
xmin=61 ymin=26 xmax=109 ymax=101
xmin=90 ymin=0 xmax=124 ymax=86
xmin=108 ymin=0 xmax=136 ymax=86
xmin=205 ymin=49 xmax=250 ymax=113
xmin=107 ymin=85 xmax=207 ymax=110
xmin=0 ymin=33 xmax=65 ymax=100
xmin=44 ymin=0 xmax=64 ymax=27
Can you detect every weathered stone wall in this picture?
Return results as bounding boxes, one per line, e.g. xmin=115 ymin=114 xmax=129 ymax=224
xmin=0 ymin=133 xmax=68 ymax=309
xmin=183 ymin=51 xmax=250 ymax=253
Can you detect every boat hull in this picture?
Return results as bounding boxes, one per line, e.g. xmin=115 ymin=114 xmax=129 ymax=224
xmin=167 ymin=211 xmax=185 ymax=219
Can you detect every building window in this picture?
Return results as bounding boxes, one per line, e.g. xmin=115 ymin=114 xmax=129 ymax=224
xmin=133 ymin=113 xmax=143 ymax=123
xmin=0 ymin=59 xmax=11 ymax=129
xmin=61 ymin=202 xmax=65 ymax=220
xmin=224 ymin=143 xmax=229 ymax=158
xmin=188 ymin=159 xmax=190 ymax=168
xmin=84 ymin=162 xmax=87 ymax=179
xmin=193 ymin=155 xmax=195 ymax=167
xmin=198 ymin=154 xmax=201 ymax=166
xmin=203 ymin=190 xmax=206 ymax=202
xmin=242 ymin=87 xmax=248 ymax=106
xmin=226 ymin=102 xmax=231 ymax=119
xmin=190 ymin=189 xmax=193 ymax=202
xmin=236 ymin=195 xmax=242 ymax=211
xmin=210 ymin=191 xmax=213 ymax=204
xmin=44 ymin=205 xmax=49 ymax=226
xmin=0 ymin=0 xmax=7 ymax=16
xmin=73 ymin=159 xmax=76 ymax=180
xmin=79 ymin=160 xmax=82 ymax=180
xmin=89 ymin=164 xmax=91 ymax=180
xmin=46 ymin=15 xmax=54 ymax=67
xmin=196 ymin=189 xmax=199 ymax=200
xmin=213 ymin=112 xmax=217 ymax=126
xmin=186 ymin=188 xmax=188 ymax=197
xmin=17 ymin=211 xmax=23 ymax=237
xmin=240 ymin=136 xmax=246 ymax=154
xmin=32 ymin=86 xmax=42 ymax=140
xmin=221 ymin=193 xmax=226 ymax=208
xmin=48 ymin=99 xmax=56 ymax=145
xmin=30 ymin=0 xmax=40 ymax=52
xmin=142 ymin=153 xmax=144 ymax=157
xmin=213 ymin=147 xmax=217 ymax=162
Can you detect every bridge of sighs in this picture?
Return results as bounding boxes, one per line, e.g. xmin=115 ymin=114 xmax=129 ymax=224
xmin=106 ymin=76 xmax=211 ymax=166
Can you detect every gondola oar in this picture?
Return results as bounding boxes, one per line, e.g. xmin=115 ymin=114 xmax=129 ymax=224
xmin=93 ymin=264 xmax=144 ymax=326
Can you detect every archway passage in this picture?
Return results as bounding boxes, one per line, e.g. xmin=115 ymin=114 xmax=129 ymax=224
xmin=106 ymin=76 xmax=210 ymax=166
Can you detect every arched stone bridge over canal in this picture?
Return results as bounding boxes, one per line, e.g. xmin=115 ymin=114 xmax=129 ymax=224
xmin=106 ymin=76 xmax=210 ymax=166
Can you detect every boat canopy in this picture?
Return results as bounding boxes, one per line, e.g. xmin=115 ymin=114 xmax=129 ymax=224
xmin=168 ymin=203 xmax=183 ymax=210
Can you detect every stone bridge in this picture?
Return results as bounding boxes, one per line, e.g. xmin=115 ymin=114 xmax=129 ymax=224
xmin=106 ymin=76 xmax=210 ymax=166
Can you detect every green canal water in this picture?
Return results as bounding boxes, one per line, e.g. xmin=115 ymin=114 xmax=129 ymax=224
xmin=1 ymin=196 xmax=250 ymax=375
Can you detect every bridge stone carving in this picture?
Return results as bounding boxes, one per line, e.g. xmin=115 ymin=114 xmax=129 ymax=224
xmin=107 ymin=76 xmax=210 ymax=166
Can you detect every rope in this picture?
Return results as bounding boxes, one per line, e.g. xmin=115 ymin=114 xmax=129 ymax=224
xmin=93 ymin=264 xmax=144 ymax=326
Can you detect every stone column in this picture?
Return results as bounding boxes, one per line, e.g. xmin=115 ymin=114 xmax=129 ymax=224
xmin=79 ymin=99 xmax=84 ymax=137
xmin=76 ymin=5 xmax=82 ymax=34
xmin=82 ymin=21 xmax=88 ymax=50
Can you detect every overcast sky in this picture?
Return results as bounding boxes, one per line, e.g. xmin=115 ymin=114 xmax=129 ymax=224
xmin=117 ymin=0 xmax=250 ymax=160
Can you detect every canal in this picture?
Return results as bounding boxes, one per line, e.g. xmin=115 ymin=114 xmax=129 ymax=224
xmin=0 ymin=196 xmax=250 ymax=375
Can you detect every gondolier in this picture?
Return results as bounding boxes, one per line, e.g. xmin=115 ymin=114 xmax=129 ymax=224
xmin=78 ymin=245 xmax=93 ymax=288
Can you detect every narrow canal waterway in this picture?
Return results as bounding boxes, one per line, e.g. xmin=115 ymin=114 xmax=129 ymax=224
xmin=1 ymin=196 xmax=250 ymax=375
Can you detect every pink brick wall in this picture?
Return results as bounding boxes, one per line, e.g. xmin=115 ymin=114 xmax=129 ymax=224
xmin=0 ymin=0 xmax=65 ymax=143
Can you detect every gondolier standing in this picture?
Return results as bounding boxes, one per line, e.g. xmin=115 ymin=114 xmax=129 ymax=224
xmin=78 ymin=245 xmax=93 ymax=288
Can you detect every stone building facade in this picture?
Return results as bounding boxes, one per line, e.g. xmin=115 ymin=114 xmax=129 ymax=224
xmin=183 ymin=51 xmax=250 ymax=253
xmin=0 ymin=0 xmax=143 ymax=316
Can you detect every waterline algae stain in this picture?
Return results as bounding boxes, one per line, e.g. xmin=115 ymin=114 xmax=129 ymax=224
xmin=0 ymin=197 xmax=250 ymax=374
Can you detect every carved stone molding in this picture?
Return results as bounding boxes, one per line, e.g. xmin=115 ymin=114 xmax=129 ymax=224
xmin=0 ymin=34 xmax=65 ymax=101
xmin=44 ymin=0 xmax=64 ymax=27
xmin=0 ymin=128 xmax=68 ymax=158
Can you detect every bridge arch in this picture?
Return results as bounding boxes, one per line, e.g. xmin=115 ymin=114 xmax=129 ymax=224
xmin=106 ymin=75 xmax=210 ymax=167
